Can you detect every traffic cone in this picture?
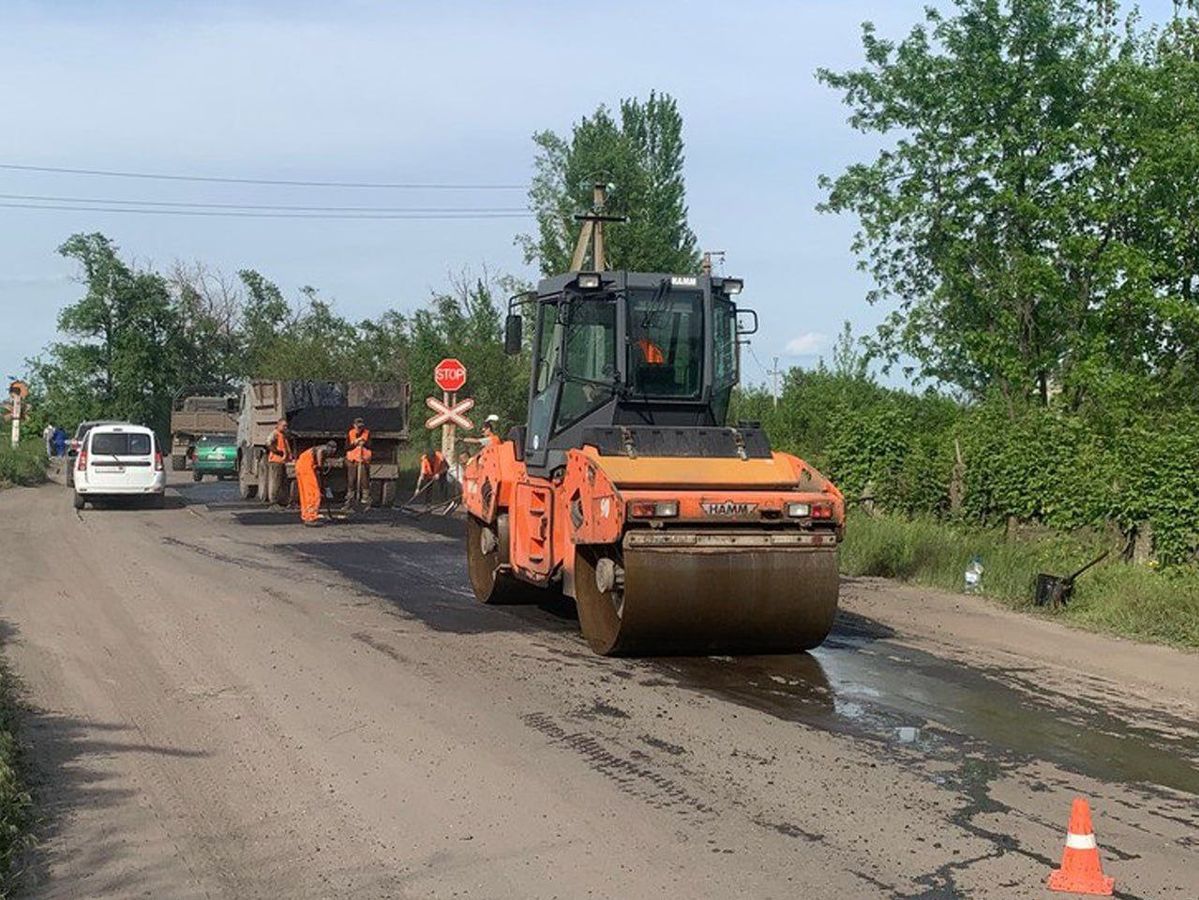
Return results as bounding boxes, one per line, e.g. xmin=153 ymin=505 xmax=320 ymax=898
xmin=1048 ymin=797 xmax=1114 ymax=895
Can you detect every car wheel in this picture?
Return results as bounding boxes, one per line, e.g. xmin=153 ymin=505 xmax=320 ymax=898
xmin=72 ymin=491 xmax=85 ymax=510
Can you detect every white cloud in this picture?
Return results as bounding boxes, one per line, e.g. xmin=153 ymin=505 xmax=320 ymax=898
xmin=784 ymin=332 xmax=827 ymax=356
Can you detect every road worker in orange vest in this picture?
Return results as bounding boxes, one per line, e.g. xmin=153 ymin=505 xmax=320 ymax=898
xmin=344 ymin=416 xmax=372 ymax=510
xmin=266 ymin=417 xmax=295 ymax=504
xmin=413 ymin=448 xmax=448 ymax=501
xmin=295 ymin=441 xmax=338 ymax=526
xmin=636 ymin=337 xmax=666 ymax=364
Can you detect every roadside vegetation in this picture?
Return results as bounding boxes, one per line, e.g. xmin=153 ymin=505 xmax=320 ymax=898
xmin=0 ymin=441 xmax=45 ymax=489
xmin=841 ymin=512 xmax=1199 ymax=649
xmin=0 ymin=653 xmax=33 ymax=896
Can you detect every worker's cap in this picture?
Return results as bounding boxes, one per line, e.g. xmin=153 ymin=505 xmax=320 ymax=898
xmin=323 ymin=440 xmax=338 ymax=453
xmin=485 ymin=414 xmax=500 ymax=424
xmin=352 ymin=416 xmax=365 ymax=425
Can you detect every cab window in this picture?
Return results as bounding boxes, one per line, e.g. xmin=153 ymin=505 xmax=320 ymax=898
xmin=556 ymin=299 xmax=616 ymax=430
xmin=626 ymin=289 xmax=703 ymax=398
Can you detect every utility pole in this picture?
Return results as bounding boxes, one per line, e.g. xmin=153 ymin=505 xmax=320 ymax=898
xmin=768 ymin=357 xmax=782 ymax=408
xmin=701 ymin=250 xmax=726 ymax=275
xmin=570 ymin=182 xmax=627 ymax=271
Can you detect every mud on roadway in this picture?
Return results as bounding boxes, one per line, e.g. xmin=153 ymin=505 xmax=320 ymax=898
xmin=0 ymin=473 xmax=1195 ymax=899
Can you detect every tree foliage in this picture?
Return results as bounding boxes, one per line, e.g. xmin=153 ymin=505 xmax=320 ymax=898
xmin=28 ymin=234 xmax=529 ymax=440
xmin=522 ymin=91 xmax=699 ymax=275
xmin=818 ymin=0 xmax=1199 ymax=411
xmin=807 ymin=1 xmax=1199 ymax=565
xmin=34 ymin=233 xmax=185 ymax=432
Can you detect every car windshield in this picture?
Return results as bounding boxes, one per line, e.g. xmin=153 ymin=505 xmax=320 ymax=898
xmin=91 ymin=432 xmax=152 ymax=456
xmin=626 ymin=288 xmax=704 ymax=398
xmin=198 ymin=435 xmax=235 ymax=446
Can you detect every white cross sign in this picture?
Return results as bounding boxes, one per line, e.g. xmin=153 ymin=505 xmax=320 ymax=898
xmin=424 ymin=395 xmax=475 ymax=430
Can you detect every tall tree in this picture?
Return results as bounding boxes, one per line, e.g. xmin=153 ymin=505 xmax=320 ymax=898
xmin=818 ymin=1 xmax=1128 ymax=405
xmin=33 ymin=233 xmax=184 ymax=433
xmin=522 ymin=91 xmax=699 ymax=275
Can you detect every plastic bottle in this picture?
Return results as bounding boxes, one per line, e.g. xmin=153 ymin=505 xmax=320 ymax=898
xmin=964 ymin=555 xmax=984 ymax=593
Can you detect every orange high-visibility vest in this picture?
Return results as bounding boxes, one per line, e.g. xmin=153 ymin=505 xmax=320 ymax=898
xmin=268 ymin=429 xmax=293 ymax=463
xmin=346 ymin=426 xmax=371 ymax=463
xmin=637 ymin=338 xmax=665 ymax=364
xmin=420 ymin=450 xmax=446 ymax=476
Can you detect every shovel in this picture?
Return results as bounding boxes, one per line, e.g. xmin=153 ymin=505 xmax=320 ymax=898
xmin=1034 ymin=550 xmax=1109 ymax=607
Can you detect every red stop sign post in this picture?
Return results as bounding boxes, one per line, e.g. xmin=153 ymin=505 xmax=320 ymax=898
xmin=434 ymin=358 xmax=468 ymax=464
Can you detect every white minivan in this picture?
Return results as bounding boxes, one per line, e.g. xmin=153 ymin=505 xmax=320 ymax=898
xmin=73 ymin=424 xmax=167 ymax=509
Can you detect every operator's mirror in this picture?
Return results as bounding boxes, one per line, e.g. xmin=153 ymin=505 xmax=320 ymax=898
xmin=503 ymin=313 xmax=523 ymax=355
xmin=736 ymin=308 xmax=760 ymax=336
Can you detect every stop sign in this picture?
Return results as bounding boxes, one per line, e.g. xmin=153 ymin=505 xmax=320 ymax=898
xmin=434 ymin=357 xmax=467 ymax=392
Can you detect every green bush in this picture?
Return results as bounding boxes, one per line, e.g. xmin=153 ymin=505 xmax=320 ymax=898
xmin=0 ymin=442 xmax=45 ymax=488
xmin=732 ymin=370 xmax=1199 ymax=566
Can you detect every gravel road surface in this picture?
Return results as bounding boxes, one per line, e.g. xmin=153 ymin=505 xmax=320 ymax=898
xmin=2 ymin=475 xmax=1195 ymax=898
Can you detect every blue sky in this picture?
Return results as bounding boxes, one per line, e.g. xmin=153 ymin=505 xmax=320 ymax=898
xmin=0 ymin=0 xmax=1181 ymax=388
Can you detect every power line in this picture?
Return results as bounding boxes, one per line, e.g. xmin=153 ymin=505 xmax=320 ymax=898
xmin=0 ymin=201 xmax=532 ymax=220
xmin=0 ymin=192 xmax=529 ymax=213
xmin=745 ymin=342 xmax=768 ymax=376
xmin=0 ymin=162 xmax=526 ymax=190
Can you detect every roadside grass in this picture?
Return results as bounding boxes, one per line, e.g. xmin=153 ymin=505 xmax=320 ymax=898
xmin=0 ymin=651 xmax=33 ymax=897
xmin=841 ymin=512 xmax=1199 ymax=649
xmin=0 ymin=442 xmax=46 ymax=489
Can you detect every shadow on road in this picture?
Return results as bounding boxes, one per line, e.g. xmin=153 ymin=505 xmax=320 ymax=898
xmin=2 ymin=619 xmax=211 ymax=897
xmin=286 ymin=537 xmax=579 ymax=640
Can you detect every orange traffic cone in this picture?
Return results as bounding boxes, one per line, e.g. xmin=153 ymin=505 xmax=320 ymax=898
xmin=1048 ymin=797 xmax=1114 ymax=895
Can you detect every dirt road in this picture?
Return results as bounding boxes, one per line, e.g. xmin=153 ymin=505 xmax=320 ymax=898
xmin=1 ymin=475 xmax=1196 ymax=898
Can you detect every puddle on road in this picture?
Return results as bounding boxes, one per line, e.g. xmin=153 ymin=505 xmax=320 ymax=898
xmin=655 ymin=630 xmax=1199 ymax=796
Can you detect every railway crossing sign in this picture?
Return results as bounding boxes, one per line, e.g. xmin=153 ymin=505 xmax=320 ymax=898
xmin=434 ymin=358 xmax=467 ymax=393
xmin=425 ymin=395 xmax=475 ymax=430
xmin=6 ymin=380 xmax=28 ymax=447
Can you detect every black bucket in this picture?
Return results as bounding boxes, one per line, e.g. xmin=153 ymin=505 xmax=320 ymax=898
xmin=1033 ymin=550 xmax=1109 ymax=608
xmin=1034 ymin=573 xmax=1071 ymax=607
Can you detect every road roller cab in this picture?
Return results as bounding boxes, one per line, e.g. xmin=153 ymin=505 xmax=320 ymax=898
xmin=462 ymin=269 xmax=845 ymax=656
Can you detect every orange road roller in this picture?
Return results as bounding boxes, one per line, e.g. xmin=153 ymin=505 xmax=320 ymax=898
xmin=462 ymin=270 xmax=845 ymax=656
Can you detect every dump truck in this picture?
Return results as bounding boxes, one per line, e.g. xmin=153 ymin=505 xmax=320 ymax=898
xmin=236 ymin=380 xmax=410 ymax=507
xmin=169 ymin=389 xmax=239 ymax=470
xmin=462 ymin=268 xmax=845 ymax=656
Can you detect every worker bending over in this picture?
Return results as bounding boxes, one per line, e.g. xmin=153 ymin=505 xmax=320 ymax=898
xmin=345 ymin=416 xmax=372 ymax=510
xmin=413 ymin=449 xmax=448 ymax=501
xmin=296 ymin=441 xmax=338 ymax=526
